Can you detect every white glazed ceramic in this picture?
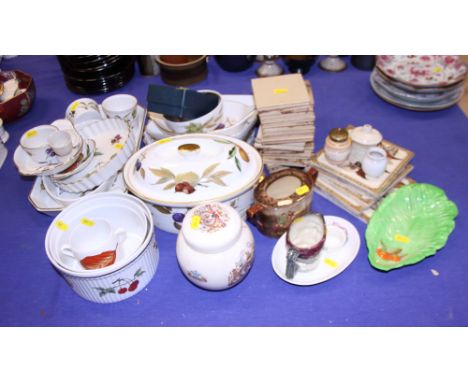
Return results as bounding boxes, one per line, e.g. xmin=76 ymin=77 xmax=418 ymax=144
xmin=51 ymin=139 xmax=96 ymax=181
xmin=348 ymin=124 xmax=383 ymax=164
xmin=163 ymin=90 xmax=223 ymax=134
xmin=176 ymin=202 xmax=254 ymax=290
xmin=272 ymin=215 xmax=360 ymax=286
xmin=65 ymin=98 xmax=102 ymax=125
xmin=14 ymin=126 xmax=84 ymax=176
xmin=0 ymin=118 xmax=9 ymax=143
xmin=124 ymin=133 xmax=263 ymax=233
xmin=19 ymin=125 xmax=57 ymax=162
xmin=0 ymin=139 xmax=7 ymax=169
xmin=362 ymin=146 xmax=388 ymax=178
xmin=145 ymin=95 xmax=257 ymax=142
xmin=60 ymin=219 xmax=127 ymax=265
xmin=43 ymin=170 xmax=118 ymax=207
xmin=56 ymin=118 xmax=134 ymax=192
xmin=47 ymin=130 xmax=73 ymax=156
xmin=102 ymin=94 xmax=138 ymax=122
xmin=45 ymin=193 xmax=158 ymax=303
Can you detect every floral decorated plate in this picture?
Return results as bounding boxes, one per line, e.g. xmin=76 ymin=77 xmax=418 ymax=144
xmin=124 ymin=133 xmax=263 ymax=207
xmin=13 ymin=126 xmax=83 ymax=176
xmin=271 ymin=216 xmax=360 ymax=286
xmin=366 ymin=183 xmax=458 ymax=271
xmin=376 ymin=55 xmax=466 ymax=88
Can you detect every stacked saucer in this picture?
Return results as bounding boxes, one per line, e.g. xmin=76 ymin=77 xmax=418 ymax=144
xmin=371 ymin=55 xmax=466 ymax=111
xmin=57 ymin=56 xmax=135 ymax=94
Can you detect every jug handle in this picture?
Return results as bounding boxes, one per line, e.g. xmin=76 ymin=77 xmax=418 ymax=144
xmin=247 ymin=203 xmax=264 ymax=229
xmin=306 ymin=167 xmax=318 ymax=185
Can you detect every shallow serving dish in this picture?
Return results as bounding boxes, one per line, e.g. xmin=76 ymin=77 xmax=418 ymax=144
xmin=124 ymin=133 xmax=263 ymax=233
xmin=366 ymin=183 xmax=458 ymax=271
xmin=45 ymin=192 xmax=159 ymax=303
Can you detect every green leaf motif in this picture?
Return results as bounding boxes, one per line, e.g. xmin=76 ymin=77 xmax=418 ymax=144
xmin=139 ymin=167 xmax=146 ymax=179
xmin=156 ymin=177 xmax=171 ymax=185
xmin=153 ymin=205 xmax=172 ymax=214
xmin=163 ymin=182 xmax=176 ymax=190
xmin=175 ymin=171 xmax=199 ymax=185
xmin=202 ymin=163 xmax=220 ymax=178
xmin=94 ymin=150 xmax=103 ymax=156
xmin=134 ymin=268 xmax=145 ymax=278
xmin=209 ymin=176 xmax=227 ymax=186
xmin=150 ymin=167 xmax=175 ymax=179
xmin=228 ymin=146 xmax=236 ymax=159
xmin=214 ymin=138 xmax=231 ymax=145
xmin=235 ymin=156 xmax=241 ymax=172
xmin=185 ymin=123 xmax=204 ymax=133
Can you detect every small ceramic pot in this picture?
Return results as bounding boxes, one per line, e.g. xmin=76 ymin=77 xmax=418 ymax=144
xmin=285 ymin=213 xmax=326 ymax=279
xmin=214 ymin=56 xmax=255 ymax=72
xmin=324 ymin=127 xmax=351 ymax=165
xmin=102 ymin=94 xmax=138 ymax=122
xmin=247 ymin=168 xmax=318 ymax=237
xmin=361 ymin=146 xmax=388 ymax=178
xmin=176 ymin=202 xmax=254 ymax=290
xmin=155 ymin=55 xmax=208 ymax=86
xmin=348 ymin=124 xmax=383 ymax=164
xmin=283 ymin=55 xmax=317 ymax=74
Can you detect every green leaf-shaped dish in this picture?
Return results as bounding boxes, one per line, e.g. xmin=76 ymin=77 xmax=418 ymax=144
xmin=366 ymin=183 xmax=458 ymax=271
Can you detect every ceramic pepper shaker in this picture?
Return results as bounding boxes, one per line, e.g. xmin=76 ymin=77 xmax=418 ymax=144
xmin=324 ymin=127 xmax=352 ymax=166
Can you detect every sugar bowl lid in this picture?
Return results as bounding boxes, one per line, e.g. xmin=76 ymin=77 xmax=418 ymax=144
xmin=350 ymin=124 xmax=382 ymax=145
xmin=180 ymin=202 xmax=241 ymax=253
xmin=123 ymin=134 xmax=263 ymax=207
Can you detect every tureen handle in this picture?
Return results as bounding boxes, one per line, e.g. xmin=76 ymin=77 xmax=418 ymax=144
xmin=247 ymin=203 xmax=264 ymax=229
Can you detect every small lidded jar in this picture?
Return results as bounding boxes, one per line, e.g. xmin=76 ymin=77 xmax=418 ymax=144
xmin=176 ymin=202 xmax=255 ymax=290
xmin=348 ymin=124 xmax=383 ymax=164
xmin=324 ymin=127 xmax=352 ymax=166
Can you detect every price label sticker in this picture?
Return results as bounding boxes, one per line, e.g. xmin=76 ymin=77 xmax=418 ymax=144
xmin=191 ymin=215 xmax=201 ymax=230
xmin=273 ymin=88 xmax=288 ymax=94
xmin=157 ymin=138 xmax=173 ymax=145
xmin=114 ymin=143 xmax=124 ymax=150
xmin=81 ymin=218 xmax=95 ymax=227
xmin=394 ymin=234 xmax=410 ymax=243
xmin=433 ymin=66 xmax=442 ymax=73
xmin=324 ymin=258 xmax=338 ymax=268
xmin=295 ymin=185 xmax=310 ymax=196
xmin=70 ymin=101 xmax=80 ymax=112
xmin=55 ymin=220 xmax=68 ymax=231
xmin=293 ymin=217 xmax=304 ymax=224
xmin=26 ymin=130 xmax=37 ymax=138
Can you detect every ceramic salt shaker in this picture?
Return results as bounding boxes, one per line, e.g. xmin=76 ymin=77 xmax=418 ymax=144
xmin=176 ymin=202 xmax=255 ymax=291
xmin=324 ymin=128 xmax=351 ymax=166
xmin=362 ymin=147 xmax=388 ymax=178
xmin=348 ymin=124 xmax=383 ymax=164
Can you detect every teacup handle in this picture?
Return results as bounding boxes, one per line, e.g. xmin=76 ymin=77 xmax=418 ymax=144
xmin=61 ymin=245 xmax=76 ymax=259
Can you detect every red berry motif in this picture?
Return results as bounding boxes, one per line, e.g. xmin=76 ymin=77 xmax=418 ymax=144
xmin=128 ymin=280 xmax=139 ymax=292
xmin=175 ymin=182 xmax=195 ymax=194
xmin=118 ymin=287 xmax=127 ymax=294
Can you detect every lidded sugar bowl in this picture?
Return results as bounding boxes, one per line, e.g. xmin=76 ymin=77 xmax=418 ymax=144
xmin=176 ymin=202 xmax=255 ymax=290
xmin=348 ymin=124 xmax=383 ymax=164
xmin=247 ymin=167 xmax=318 ymax=237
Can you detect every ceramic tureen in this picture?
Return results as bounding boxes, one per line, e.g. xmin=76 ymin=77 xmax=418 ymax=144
xmin=123 ymin=134 xmax=263 ymax=233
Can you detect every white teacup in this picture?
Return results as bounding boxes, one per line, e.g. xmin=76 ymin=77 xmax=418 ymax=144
xmin=66 ymin=98 xmax=102 ymax=126
xmin=323 ymin=223 xmax=348 ymax=251
xmin=47 ymin=130 xmax=72 ymax=156
xmin=20 ymin=125 xmax=57 ymax=162
xmin=60 ymin=219 xmax=127 ymax=267
xmin=102 ymin=94 xmax=137 ymax=122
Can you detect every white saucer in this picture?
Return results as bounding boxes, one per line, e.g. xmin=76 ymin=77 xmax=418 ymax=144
xmin=271 ymin=215 xmax=361 ymax=286
xmin=13 ymin=128 xmax=83 ymax=176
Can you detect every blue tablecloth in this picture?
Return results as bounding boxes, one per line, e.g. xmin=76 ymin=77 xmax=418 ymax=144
xmin=1 ymin=56 xmax=467 ymax=326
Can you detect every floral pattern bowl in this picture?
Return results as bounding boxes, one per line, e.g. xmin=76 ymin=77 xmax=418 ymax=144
xmin=366 ymin=183 xmax=458 ymax=271
xmin=0 ymin=70 xmax=35 ymax=124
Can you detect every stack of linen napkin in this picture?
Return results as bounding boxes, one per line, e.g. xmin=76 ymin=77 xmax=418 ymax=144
xmin=251 ymin=73 xmax=316 ymax=172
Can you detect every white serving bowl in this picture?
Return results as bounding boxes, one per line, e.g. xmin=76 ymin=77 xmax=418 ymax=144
xmin=163 ymin=90 xmax=223 ymax=134
xmin=45 ymin=192 xmax=159 ymax=303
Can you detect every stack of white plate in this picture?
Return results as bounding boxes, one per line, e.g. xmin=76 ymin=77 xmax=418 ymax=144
xmin=371 ymin=55 xmax=466 ymax=111
xmin=45 ymin=192 xmax=159 ymax=303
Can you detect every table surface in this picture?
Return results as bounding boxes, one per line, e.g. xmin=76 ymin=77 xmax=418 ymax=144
xmin=1 ymin=56 xmax=467 ymax=326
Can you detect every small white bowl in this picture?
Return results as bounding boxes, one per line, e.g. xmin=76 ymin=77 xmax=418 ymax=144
xmin=65 ymin=98 xmax=102 ymax=126
xmin=102 ymin=94 xmax=138 ymax=121
xmin=163 ymin=90 xmax=223 ymax=134
xmin=45 ymin=192 xmax=159 ymax=303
